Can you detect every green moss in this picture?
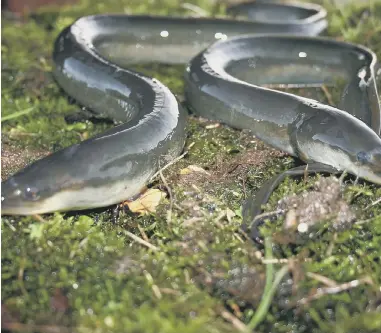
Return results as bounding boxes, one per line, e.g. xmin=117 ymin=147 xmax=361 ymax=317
xmin=2 ymin=0 xmax=381 ymax=332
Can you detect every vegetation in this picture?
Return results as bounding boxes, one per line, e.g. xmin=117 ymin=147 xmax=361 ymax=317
xmin=2 ymin=0 xmax=381 ymax=332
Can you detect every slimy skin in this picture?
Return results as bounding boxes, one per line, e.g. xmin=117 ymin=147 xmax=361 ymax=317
xmin=1 ymin=1 xmax=381 ymax=216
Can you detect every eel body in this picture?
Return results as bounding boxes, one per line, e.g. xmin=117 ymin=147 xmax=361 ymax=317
xmin=1 ymin=1 xmax=380 ymax=217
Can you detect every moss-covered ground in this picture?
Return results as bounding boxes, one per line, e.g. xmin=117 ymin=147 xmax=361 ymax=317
xmin=2 ymin=0 xmax=381 ymax=332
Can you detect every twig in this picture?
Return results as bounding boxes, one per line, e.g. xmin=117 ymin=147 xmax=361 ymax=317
xmin=306 ymin=272 xmax=337 ymax=287
xmin=159 ymin=166 xmax=173 ymax=223
xmin=233 ymin=233 xmax=245 ymax=243
xmin=262 ymin=258 xmax=291 ymax=264
xmin=321 ymin=85 xmax=334 ymax=105
xmin=137 ymin=224 xmax=149 ymax=242
xmin=229 ymin=302 xmax=243 ymax=319
xmin=180 ymin=3 xmax=208 ymax=16
xmin=123 ymin=230 xmax=158 ymax=251
xmin=219 ymin=308 xmax=248 ymax=332
xmin=237 ymin=227 xmax=252 ymax=242
xmin=365 ymin=197 xmax=381 ymax=210
xmin=297 ymin=277 xmax=373 ymax=306
xmin=250 ymin=209 xmax=285 ymax=227
xmin=262 ymin=257 xmax=312 ymax=264
xmin=149 ymin=151 xmax=188 ymax=182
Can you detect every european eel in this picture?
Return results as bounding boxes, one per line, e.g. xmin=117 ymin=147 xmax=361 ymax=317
xmin=2 ymin=1 xmax=380 ymax=241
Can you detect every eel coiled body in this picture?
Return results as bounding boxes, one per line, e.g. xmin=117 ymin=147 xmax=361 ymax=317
xmin=1 ymin=1 xmax=381 ymax=219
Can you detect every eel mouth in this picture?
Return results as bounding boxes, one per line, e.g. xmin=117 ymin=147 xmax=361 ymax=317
xmin=1 ymin=199 xmax=39 ymax=216
xmin=355 ymin=166 xmax=381 ymax=185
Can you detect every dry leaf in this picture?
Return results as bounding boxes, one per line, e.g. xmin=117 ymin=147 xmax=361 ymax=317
xmin=126 ymin=189 xmax=167 ymax=215
xmin=180 ymin=165 xmax=211 ymax=176
xmin=205 ymin=123 xmax=220 ymax=129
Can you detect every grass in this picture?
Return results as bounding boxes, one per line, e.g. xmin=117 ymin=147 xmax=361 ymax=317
xmin=2 ymin=0 xmax=381 ymax=332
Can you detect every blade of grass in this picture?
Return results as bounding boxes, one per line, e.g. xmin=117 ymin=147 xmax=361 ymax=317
xmin=2 ymin=106 xmax=36 ymax=122
xmin=247 ymin=237 xmax=289 ymax=331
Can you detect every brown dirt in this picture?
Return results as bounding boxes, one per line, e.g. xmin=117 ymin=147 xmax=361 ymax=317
xmin=5 ymin=0 xmax=78 ymax=14
xmin=1 ymin=139 xmax=50 ymax=180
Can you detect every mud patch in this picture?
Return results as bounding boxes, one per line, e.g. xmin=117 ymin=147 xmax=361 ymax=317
xmin=273 ymin=176 xmax=357 ymax=243
xmin=178 ymin=137 xmax=287 ymax=194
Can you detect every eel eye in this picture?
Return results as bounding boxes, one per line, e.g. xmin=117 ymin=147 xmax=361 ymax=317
xmin=24 ymin=187 xmax=40 ymax=201
xmin=357 ymin=151 xmax=370 ymax=164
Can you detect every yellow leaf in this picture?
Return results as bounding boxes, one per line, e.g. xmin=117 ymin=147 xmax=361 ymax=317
xmin=179 ymin=165 xmax=210 ymax=176
xmin=126 ymin=189 xmax=167 ymax=215
xmin=205 ymin=123 xmax=220 ymax=129
xmin=179 ymin=168 xmax=192 ymax=175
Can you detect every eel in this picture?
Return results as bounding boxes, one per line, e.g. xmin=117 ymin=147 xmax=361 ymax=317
xmin=2 ymin=1 xmax=381 ymax=240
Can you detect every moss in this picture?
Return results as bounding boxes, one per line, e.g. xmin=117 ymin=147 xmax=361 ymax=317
xmin=2 ymin=0 xmax=381 ymax=332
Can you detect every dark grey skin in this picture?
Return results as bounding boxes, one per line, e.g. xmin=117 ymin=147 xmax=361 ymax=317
xmin=1 ymin=1 xmax=381 ymax=219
